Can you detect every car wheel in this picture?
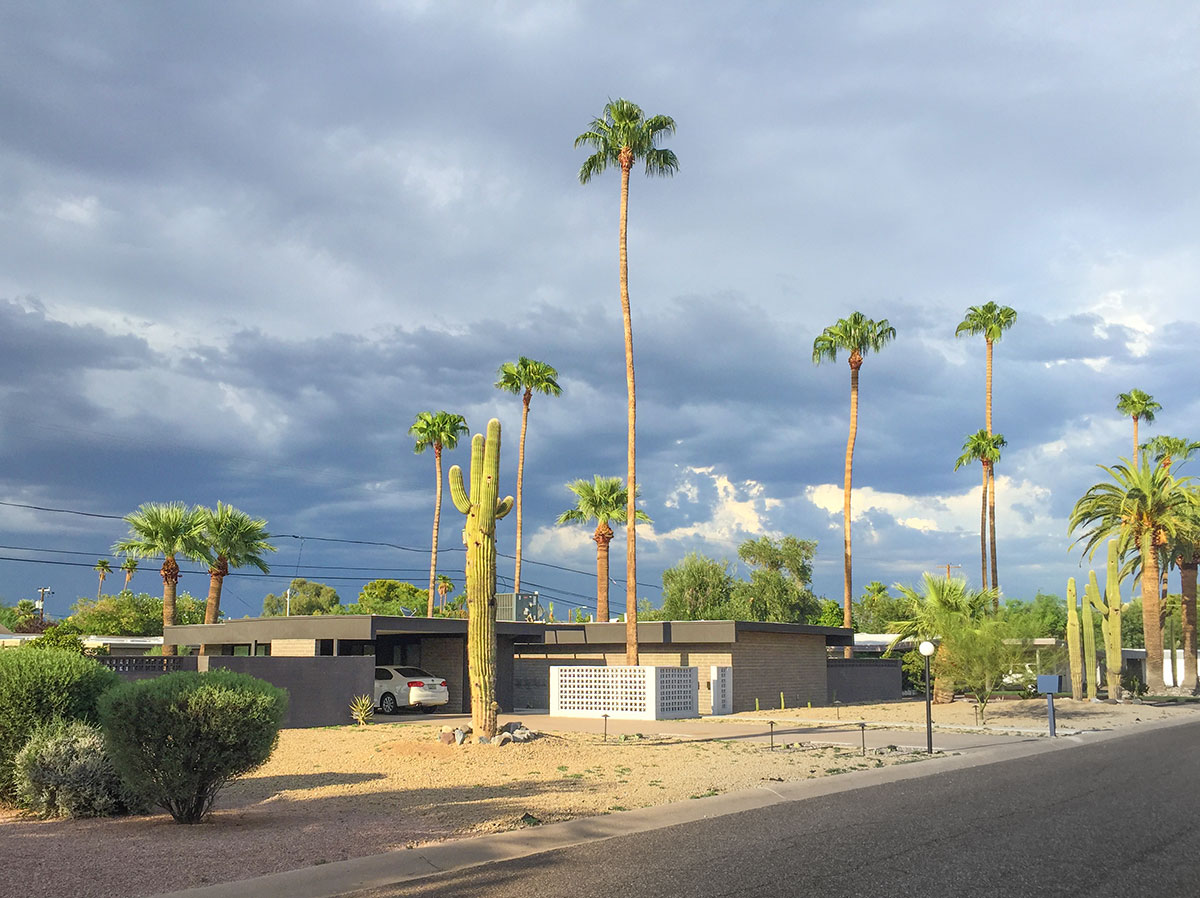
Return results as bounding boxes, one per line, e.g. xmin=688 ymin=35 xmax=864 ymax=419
xmin=380 ymin=693 xmax=397 ymax=714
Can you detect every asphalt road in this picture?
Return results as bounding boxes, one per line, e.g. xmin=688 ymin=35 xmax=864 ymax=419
xmin=357 ymin=719 xmax=1200 ymax=898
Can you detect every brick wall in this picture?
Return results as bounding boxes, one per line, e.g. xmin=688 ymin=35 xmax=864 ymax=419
xmin=420 ymin=637 xmax=466 ymax=712
xmin=826 ymin=658 xmax=902 ymax=703
xmin=729 ymin=631 xmax=827 ymax=712
xmin=270 ymin=638 xmax=317 ymax=657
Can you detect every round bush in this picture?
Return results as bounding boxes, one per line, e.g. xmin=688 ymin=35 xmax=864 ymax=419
xmin=0 ymin=648 xmax=118 ymax=800
xmin=99 ymin=670 xmax=288 ymax=823
xmin=14 ymin=720 xmax=147 ymax=818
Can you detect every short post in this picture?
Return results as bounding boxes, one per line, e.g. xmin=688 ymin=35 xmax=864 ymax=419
xmin=768 ymin=720 xmax=775 ymax=751
xmin=1046 ymin=693 xmax=1056 ymax=738
xmin=602 ymin=713 xmax=609 ymax=743
xmin=858 ymin=722 xmax=867 ymax=756
xmin=919 ymin=640 xmax=936 ymax=755
xmin=833 ymin=700 xmax=842 ymax=720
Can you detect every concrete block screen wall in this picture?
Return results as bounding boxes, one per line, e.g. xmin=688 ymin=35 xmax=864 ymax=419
xmin=550 ymin=666 xmax=699 ymax=720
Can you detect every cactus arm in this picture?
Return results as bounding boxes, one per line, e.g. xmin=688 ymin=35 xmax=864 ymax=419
xmin=1082 ymin=574 xmax=1099 ymax=700
xmin=449 ymin=465 xmax=471 ymax=514
xmin=1104 ymin=539 xmax=1123 ymax=697
xmin=469 ymin=432 xmax=485 ymax=503
xmin=496 ymin=496 xmax=514 ymax=520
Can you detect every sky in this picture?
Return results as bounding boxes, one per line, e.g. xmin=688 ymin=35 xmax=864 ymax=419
xmin=1 ymin=1 xmax=1198 ymax=621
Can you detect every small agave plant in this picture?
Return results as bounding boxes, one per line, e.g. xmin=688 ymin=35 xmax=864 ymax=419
xmin=349 ymin=695 xmax=375 ymax=726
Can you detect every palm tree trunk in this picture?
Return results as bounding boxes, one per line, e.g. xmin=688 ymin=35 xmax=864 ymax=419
xmin=985 ymin=338 xmax=993 ymax=434
xmin=428 ymin=445 xmax=443 ymax=617
xmin=619 ymin=153 xmax=639 ymax=666
xmin=513 ymin=391 xmax=531 ymax=593
xmin=1141 ymin=540 xmax=1166 ymax=692
xmin=1132 ymin=416 xmax=1139 ymax=466
xmin=842 ymin=359 xmax=860 ymax=659
xmin=594 ymin=522 xmax=613 ymax=622
xmin=987 ymin=463 xmax=999 ymax=601
xmin=97 ymin=576 xmax=103 ymax=601
xmin=204 ymin=559 xmax=227 ymax=626
xmin=162 ymin=556 xmax=179 ymax=657
xmin=1181 ymin=561 xmax=1198 ymax=691
xmin=979 ymin=464 xmax=988 ymax=590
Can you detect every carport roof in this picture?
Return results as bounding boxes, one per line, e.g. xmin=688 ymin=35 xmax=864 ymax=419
xmin=542 ymin=620 xmax=854 ymax=646
xmin=163 ymin=614 xmax=548 ymax=646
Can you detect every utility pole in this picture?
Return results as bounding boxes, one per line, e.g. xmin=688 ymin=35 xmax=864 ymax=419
xmin=36 ymin=586 xmax=53 ymax=622
xmin=942 ymin=564 xmax=961 ymax=580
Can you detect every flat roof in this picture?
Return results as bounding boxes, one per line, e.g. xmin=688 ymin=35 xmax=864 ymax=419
xmin=542 ymin=620 xmax=854 ymax=647
xmin=164 ymin=614 xmax=549 ymax=646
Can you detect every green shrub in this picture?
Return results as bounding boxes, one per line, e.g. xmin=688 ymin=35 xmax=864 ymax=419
xmin=0 ymin=648 xmax=118 ymax=799
xmin=25 ymin=624 xmax=88 ymax=655
xmin=14 ymin=720 xmax=147 ymax=818
xmin=99 ymin=670 xmax=288 ymax=823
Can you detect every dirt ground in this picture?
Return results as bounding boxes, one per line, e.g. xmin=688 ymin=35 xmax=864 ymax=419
xmin=3 ymin=698 xmax=1197 ymax=897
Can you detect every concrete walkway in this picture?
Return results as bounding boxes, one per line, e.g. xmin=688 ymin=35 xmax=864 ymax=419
xmin=146 ymin=707 xmax=1136 ymax=898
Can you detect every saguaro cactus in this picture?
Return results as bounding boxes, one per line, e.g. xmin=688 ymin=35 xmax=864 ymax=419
xmin=448 ymin=418 xmax=513 ymax=739
xmin=1066 ymin=578 xmax=1084 ymax=701
xmin=1094 ymin=539 xmax=1123 ymax=699
xmin=1081 ymin=576 xmax=1099 ymax=700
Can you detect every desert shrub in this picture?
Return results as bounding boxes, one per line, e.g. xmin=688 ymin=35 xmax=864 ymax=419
xmin=0 ymin=648 xmax=118 ymax=799
xmin=99 ymin=670 xmax=288 ymax=823
xmin=25 ymin=624 xmax=87 ymax=654
xmin=14 ymin=720 xmax=147 ymax=818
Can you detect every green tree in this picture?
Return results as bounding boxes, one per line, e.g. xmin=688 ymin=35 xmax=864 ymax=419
xmin=660 ymin=553 xmax=736 ymax=621
xmin=1140 ymin=435 xmax=1200 ymax=472
xmin=732 ymin=536 xmax=820 ymax=623
xmin=812 ymin=599 xmax=846 ymax=628
xmin=1116 ymin=389 xmax=1161 ymax=466
xmin=495 ymin=357 xmax=563 ymax=594
xmin=576 ymin=98 xmax=678 ymax=665
xmin=1069 ymin=456 xmax=1195 ymax=692
xmin=853 ymin=581 xmax=914 ymax=634
xmin=112 ymin=503 xmax=211 ymax=655
xmin=93 ymin=559 xmax=112 ymax=600
xmin=435 ymin=574 xmax=454 ymax=608
xmin=346 ymin=579 xmax=425 ymax=616
xmin=120 ymin=557 xmax=138 ymax=592
xmin=262 ymin=579 xmax=340 ymax=616
xmin=813 ymin=312 xmax=897 ymax=649
xmin=556 ymin=476 xmax=648 ymax=621
xmin=410 ymin=411 xmax=470 ymax=617
xmin=11 ymin=599 xmax=43 ymax=633
xmin=937 ymin=617 xmax=1023 ymax=724
xmin=955 ymin=429 xmax=1007 ymax=597
xmin=998 ymin=592 xmax=1067 ymax=639
xmin=68 ymin=592 xmax=204 ymax=636
xmin=199 ymin=502 xmax=275 ymax=627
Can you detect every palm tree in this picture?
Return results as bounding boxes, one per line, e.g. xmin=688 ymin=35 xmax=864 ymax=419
xmin=887 ymin=574 xmax=997 ymax=702
xmin=1140 ymin=435 xmax=1200 ymax=472
xmin=495 ymin=357 xmax=563 ymax=594
xmin=436 ymin=574 xmax=454 ymax=608
xmin=556 ymin=476 xmax=649 ymax=622
xmin=1069 ymin=457 xmax=1196 ymax=692
xmin=94 ymin=559 xmax=112 ymax=600
xmin=410 ymin=411 xmax=469 ymax=617
xmin=812 ymin=312 xmax=897 ymax=654
xmin=576 ymin=98 xmax=678 ymax=665
xmin=120 ymin=556 xmax=138 ymax=592
xmin=112 ymin=503 xmax=211 ymax=655
xmin=955 ymin=430 xmax=1006 ymax=598
xmin=199 ymin=502 xmax=275 ymax=628
xmin=956 ymin=302 xmax=1017 ymax=593
xmin=1116 ymin=389 xmax=1161 ymax=466
xmin=1166 ymin=520 xmax=1200 ymax=691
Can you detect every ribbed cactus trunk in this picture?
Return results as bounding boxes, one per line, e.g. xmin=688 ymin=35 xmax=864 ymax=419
xmin=448 ymin=419 xmax=514 ymax=740
xmin=1102 ymin=540 xmax=1124 ymax=698
xmin=1066 ymin=578 xmax=1084 ymax=701
xmin=1081 ymin=576 xmax=1099 ymax=700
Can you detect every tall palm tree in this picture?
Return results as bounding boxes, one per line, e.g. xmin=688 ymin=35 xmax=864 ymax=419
xmin=886 ymin=574 xmax=997 ymax=703
xmin=436 ymin=574 xmax=454 ymax=608
xmin=94 ymin=559 xmax=112 ymax=600
xmin=556 ymin=476 xmax=649 ymax=622
xmin=120 ymin=556 xmax=138 ymax=592
xmin=495 ymin=357 xmax=563 ymax=594
xmin=1165 ymin=517 xmax=1200 ymax=692
xmin=410 ymin=411 xmax=469 ymax=617
xmin=1069 ymin=457 xmax=1196 ymax=692
xmin=813 ymin=312 xmax=897 ymax=654
xmin=576 ymin=98 xmax=678 ymax=665
xmin=956 ymin=302 xmax=1017 ymax=592
xmin=199 ymin=502 xmax=275 ymax=627
xmin=1140 ymin=434 xmax=1200 ymax=472
xmin=955 ymin=430 xmax=1006 ymax=598
xmin=1116 ymin=389 xmax=1161 ymax=466
xmin=112 ymin=503 xmax=210 ymax=655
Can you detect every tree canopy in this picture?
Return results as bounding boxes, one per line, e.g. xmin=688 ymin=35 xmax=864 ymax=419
xmin=262 ymin=579 xmax=341 ymax=616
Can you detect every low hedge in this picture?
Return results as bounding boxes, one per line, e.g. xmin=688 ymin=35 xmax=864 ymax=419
xmin=0 ymin=648 xmax=118 ymax=799
xmin=14 ymin=720 xmax=147 ymax=818
xmin=99 ymin=670 xmax=288 ymax=823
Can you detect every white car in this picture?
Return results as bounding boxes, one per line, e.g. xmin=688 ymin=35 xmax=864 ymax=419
xmin=374 ymin=666 xmax=449 ymax=714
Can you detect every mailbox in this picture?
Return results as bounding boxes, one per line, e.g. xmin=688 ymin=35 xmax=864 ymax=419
xmin=1037 ymin=674 xmax=1061 ymax=694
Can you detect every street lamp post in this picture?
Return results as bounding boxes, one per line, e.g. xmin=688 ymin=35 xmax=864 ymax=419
xmin=919 ymin=640 xmax=936 ymax=754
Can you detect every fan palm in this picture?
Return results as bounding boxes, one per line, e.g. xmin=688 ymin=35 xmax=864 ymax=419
xmin=495 ymin=357 xmax=562 ymax=594
xmin=410 ymin=411 xmax=469 ymax=616
xmin=955 ymin=430 xmax=1006 ymax=598
xmin=556 ymin=476 xmax=649 ymax=622
xmin=120 ymin=556 xmax=138 ymax=592
xmin=436 ymin=574 xmax=454 ymax=608
xmin=199 ymin=502 xmax=275 ymax=627
xmin=576 ymin=98 xmax=678 ymax=665
xmin=1069 ymin=457 xmax=1196 ymax=692
xmin=886 ymin=574 xmax=997 ymax=702
xmin=1140 ymin=434 xmax=1200 ymax=472
xmin=813 ymin=312 xmax=896 ymax=653
xmin=112 ymin=503 xmax=210 ymax=655
xmin=1116 ymin=389 xmax=1161 ymax=466
xmin=94 ymin=559 xmax=112 ymax=600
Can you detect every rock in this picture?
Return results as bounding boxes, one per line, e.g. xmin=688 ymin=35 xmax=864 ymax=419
xmin=461 ymin=724 xmax=473 ymax=734
xmin=511 ymin=727 xmax=535 ymax=743
xmin=454 ymin=728 xmax=466 ymax=745
xmin=496 ymin=732 xmax=512 ymax=746
xmin=438 ymin=732 xmax=455 ymax=745
xmin=519 ymin=812 xmax=541 ymax=826
xmin=477 ymin=735 xmax=491 ymax=745
xmin=505 ymin=721 xmax=522 ymax=733
xmin=440 ymin=725 xmax=455 ymax=734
